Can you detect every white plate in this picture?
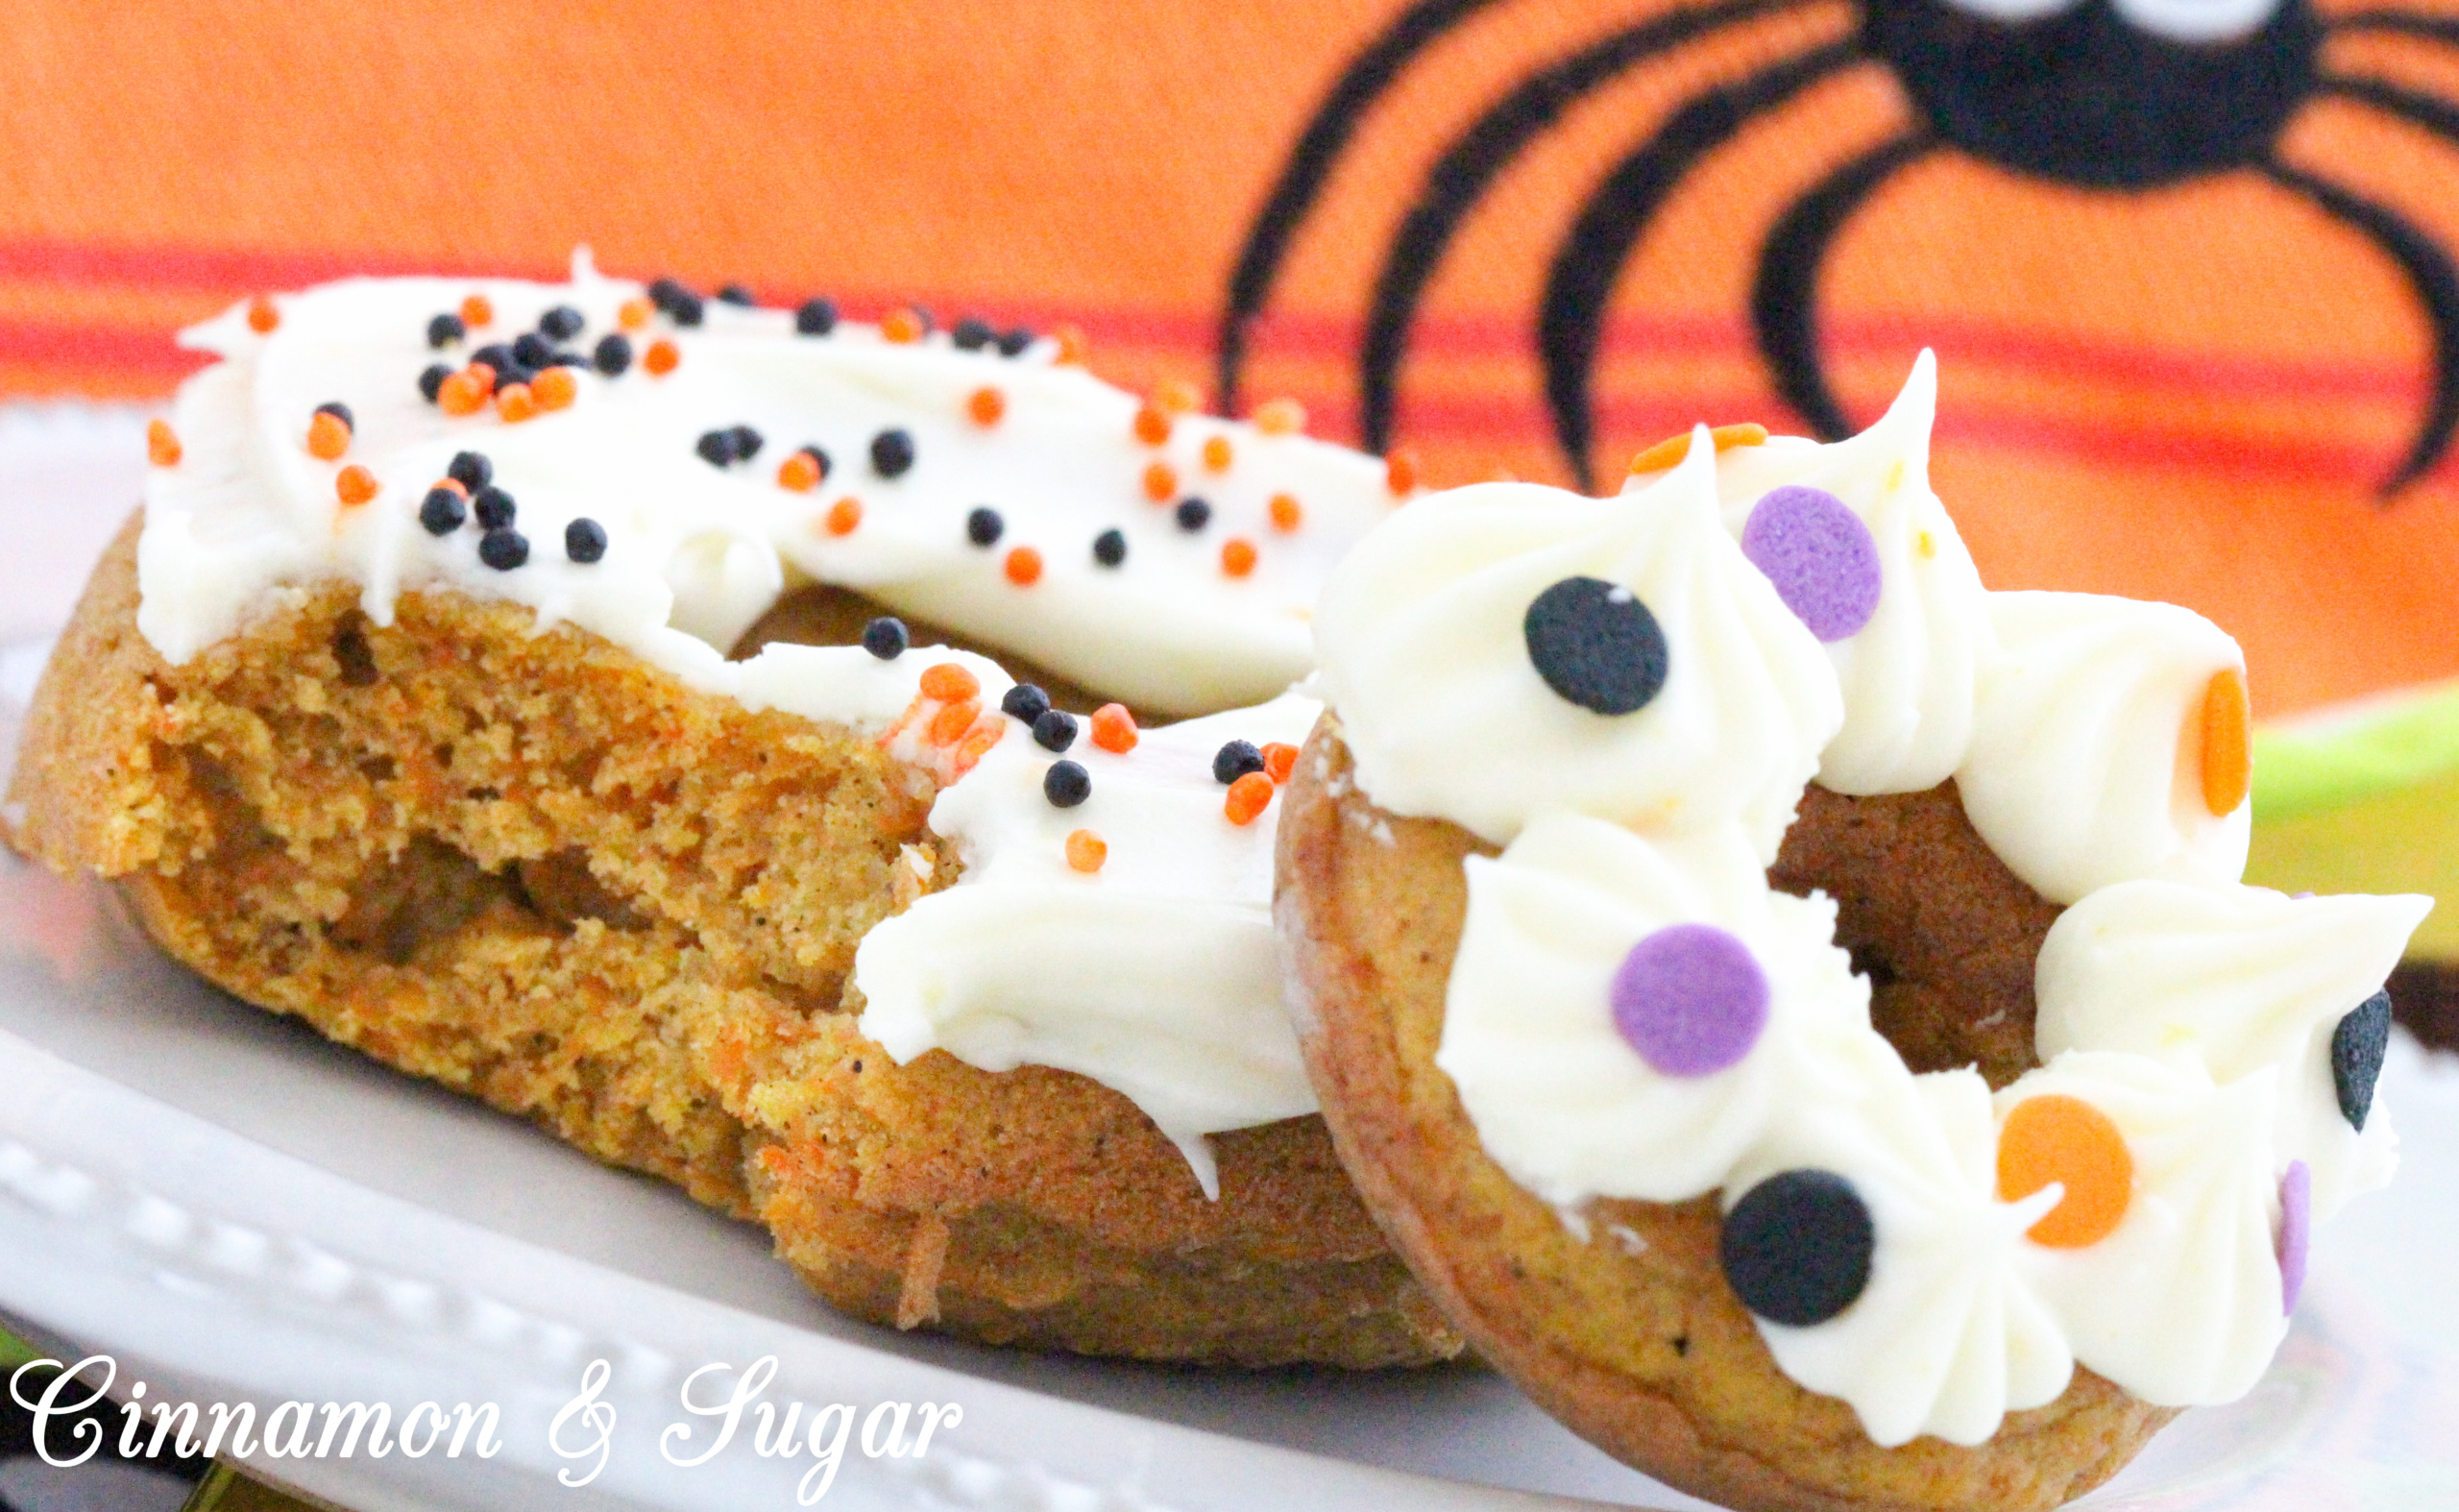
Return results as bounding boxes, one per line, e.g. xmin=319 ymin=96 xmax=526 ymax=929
xmin=1 ymin=402 xmax=2455 ymax=1512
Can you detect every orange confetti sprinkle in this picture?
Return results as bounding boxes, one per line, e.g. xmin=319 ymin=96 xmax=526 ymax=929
xmin=823 ymin=497 xmax=863 ymax=536
xmin=245 ymin=298 xmax=280 ymax=333
xmin=145 ymin=420 xmax=182 ymax=468
xmin=496 ymin=383 xmax=539 ymax=424
xmin=1626 ymin=422 xmax=1771 ymax=476
xmin=466 ymin=362 xmax=498 ymax=394
xmin=1998 ymin=1094 xmax=2133 ymax=1249
xmin=918 ymin=663 xmax=981 ymax=703
xmin=619 ymin=297 xmax=653 ymax=331
xmin=1202 ymin=435 xmax=1234 ymax=473
xmin=968 ymin=386 xmax=1006 ymax=427
xmin=305 ymin=411 xmax=352 ymax=460
xmin=1132 ymin=404 xmax=1173 ymax=447
xmin=643 ymin=339 xmax=680 ymax=377
xmin=532 ymin=367 xmax=578 ymax=411
xmin=1065 ymin=829 xmax=1108 ymax=874
xmin=777 ymin=452 xmax=822 ymax=492
xmin=931 ymin=697 xmax=983 ymax=745
xmin=431 ymin=476 xmax=467 ymax=497
xmin=460 ymin=294 xmax=494 ymax=329
xmin=1004 ymin=546 xmax=1044 ymax=586
xmin=951 ymin=722 xmax=1005 ymax=778
xmin=1142 ymin=461 xmax=1178 ymax=503
xmin=1055 ymin=325 xmax=1088 ymax=365
xmin=437 ymin=370 xmax=489 ymax=417
xmin=1154 ymin=378 xmax=1203 ymax=415
xmin=1267 ymin=493 xmax=1303 ymax=532
xmin=1384 ymin=446 xmax=1419 ymax=497
xmin=2198 ymin=667 xmax=2252 ymax=817
xmin=882 ymin=307 xmax=925 ymax=344
xmin=1090 ymin=703 xmax=1137 ymax=753
xmin=334 ymin=465 xmax=379 ymax=507
xmin=1224 ymin=770 xmax=1275 ymax=826
xmin=1261 ymin=742 xmax=1300 ymax=784
xmin=1221 ymin=538 xmax=1257 ymax=577
xmin=1252 ymin=398 xmax=1305 ymax=436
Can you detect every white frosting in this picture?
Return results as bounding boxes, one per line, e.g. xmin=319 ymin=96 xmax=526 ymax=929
xmin=140 ymin=256 xmax=1400 ymax=715
xmin=1314 ymin=435 xmax=1841 ymax=859
xmin=1438 ymin=815 xmax=1868 ymax=1207
xmin=1957 ymin=591 xmax=2252 ymax=904
xmin=1694 ymin=352 xmax=1997 ymax=796
xmin=856 ymin=693 xmax=1323 ymax=1197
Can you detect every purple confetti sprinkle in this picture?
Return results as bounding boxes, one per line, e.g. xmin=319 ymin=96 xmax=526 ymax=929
xmin=1611 ymin=923 xmax=1769 ymax=1078
xmin=1740 ymin=486 xmax=1882 ymax=643
xmin=2278 ymin=1159 xmax=2312 ymax=1315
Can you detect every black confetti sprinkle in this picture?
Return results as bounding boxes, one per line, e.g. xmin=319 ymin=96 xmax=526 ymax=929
xmin=796 ymin=444 xmax=832 ymax=483
xmin=1043 ymin=760 xmax=1091 ymax=809
xmin=1092 ymin=528 xmax=1128 ymax=568
xmin=448 ymin=451 xmax=493 ymax=491
xmin=967 ymin=507 xmax=1004 ymax=547
xmin=1212 ymin=740 xmax=1266 ymax=785
xmin=426 ymin=312 xmax=466 ymax=349
xmin=648 ymin=278 xmax=694 ymax=311
xmin=472 ymin=486 xmax=517 ymax=530
xmin=1033 ymin=708 xmax=1079 ymax=752
xmin=471 ymin=343 xmax=514 ymax=376
xmin=696 ymin=430 xmax=741 ymax=467
xmin=717 ymin=283 xmax=758 ymax=306
xmin=871 ymin=428 xmax=916 ymax=477
xmin=477 ymin=528 xmax=529 ymax=572
xmin=1002 ymin=683 xmax=1052 ymax=724
xmin=1523 ymin=575 xmax=1669 ymax=716
xmin=565 ymin=518 xmax=608 ymax=564
xmin=1174 ymin=498 xmax=1211 ymax=532
xmin=862 ymin=616 xmax=909 ymax=660
xmin=418 ymin=363 xmax=452 ymax=402
xmin=794 ymin=297 xmax=839 ymax=336
xmin=997 ymin=327 xmax=1034 ymax=357
xmin=728 ymin=425 xmax=765 ymax=461
xmin=418 ymin=487 xmax=466 ymax=535
xmin=2332 ymin=990 xmax=2394 ymax=1131
xmin=1720 ymin=1170 xmax=1873 ymax=1328
xmin=592 ymin=333 xmax=632 ymax=377
xmin=539 ymin=305 xmax=585 ymax=340
xmin=951 ymin=317 xmax=995 ymax=352
xmin=511 ymin=332 xmax=555 ymax=370
xmin=668 ymin=292 xmax=704 ymax=327
xmin=314 ymin=401 xmax=353 ymax=430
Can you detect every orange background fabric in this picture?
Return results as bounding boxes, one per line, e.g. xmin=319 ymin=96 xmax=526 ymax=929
xmin=2 ymin=0 xmax=2455 ymax=717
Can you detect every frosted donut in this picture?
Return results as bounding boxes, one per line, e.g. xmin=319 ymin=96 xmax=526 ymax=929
xmin=4 ymin=257 xmax=1461 ymax=1367
xmin=1278 ymin=355 xmax=2429 ymax=1502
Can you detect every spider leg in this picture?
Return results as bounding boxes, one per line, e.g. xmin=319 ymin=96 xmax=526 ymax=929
xmin=2331 ymin=10 xmax=2459 ymax=48
xmin=1217 ymin=0 xmax=1507 ymax=418
xmin=1358 ymin=0 xmax=1828 ymax=455
xmin=2263 ymin=143 xmax=2459 ymax=495
xmin=1748 ymin=132 xmax=1937 ymax=447
xmin=1536 ymin=43 xmax=1873 ymax=488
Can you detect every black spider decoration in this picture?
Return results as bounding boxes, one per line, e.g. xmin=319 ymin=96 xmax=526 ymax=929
xmin=1217 ymin=0 xmax=2459 ymax=495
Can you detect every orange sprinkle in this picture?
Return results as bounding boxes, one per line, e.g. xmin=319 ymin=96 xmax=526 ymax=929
xmin=1253 ymin=397 xmax=1305 ymax=436
xmin=437 ymin=370 xmax=489 ymax=416
xmin=1064 ymin=829 xmax=1108 ymax=874
xmin=334 ymin=465 xmax=379 ymax=507
xmin=1141 ymin=461 xmax=1178 ymax=503
xmin=1224 ymin=770 xmax=1275 ymax=825
xmin=1132 ymin=404 xmax=1173 ymax=447
xmin=881 ymin=306 xmax=925 ymax=344
xmin=466 ymin=362 xmax=498 ymax=395
xmin=930 ymin=697 xmax=982 ymax=745
xmin=2198 ymin=667 xmax=2252 ymax=817
xmin=1998 ymin=1094 xmax=2133 ymax=1249
xmin=532 ymin=366 xmax=578 ymax=411
xmin=305 ymin=411 xmax=352 ymax=460
xmin=145 ymin=419 xmax=182 ymax=467
xmin=1261 ymin=742 xmax=1300 ymax=784
xmin=1055 ymin=325 xmax=1088 ymax=365
xmin=823 ymin=497 xmax=863 ymax=536
xmin=1267 ymin=492 xmax=1303 ymax=532
xmin=460 ymin=293 xmax=494 ymax=329
xmin=1384 ymin=446 xmax=1419 ymax=497
xmin=1154 ymin=378 xmax=1203 ymax=415
xmin=1202 ymin=434 xmax=1234 ymax=473
xmin=1004 ymin=545 xmax=1044 ymax=586
xmin=245 ymin=298 xmax=280 ymax=333
xmin=643 ymin=339 xmax=680 ymax=377
xmin=618 ymin=297 xmax=653 ymax=331
xmin=967 ymin=386 xmax=1006 ymax=427
xmin=1221 ymin=538 xmax=1257 ymax=577
xmin=1090 ymin=703 xmax=1137 ymax=753
xmin=950 ymin=721 xmax=1005 ymax=778
xmin=430 ymin=476 xmax=468 ymax=497
xmin=777 ymin=451 xmax=822 ymax=493
xmin=918 ymin=663 xmax=980 ymax=702
xmin=496 ymin=383 xmax=539 ymax=424
xmin=1626 ymin=422 xmax=1771 ymax=476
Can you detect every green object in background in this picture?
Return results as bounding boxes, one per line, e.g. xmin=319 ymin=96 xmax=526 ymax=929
xmin=0 ymin=1322 xmax=37 ymax=1371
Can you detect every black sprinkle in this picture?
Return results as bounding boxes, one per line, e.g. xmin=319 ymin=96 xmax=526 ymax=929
xmin=471 ymin=343 xmax=515 ymax=376
xmin=1175 ymin=498 xmax=1212 ymax=532
xmin=1720 ymin=1170 xmax=1873 ymax=1328
xmin=871 ymin=429 xmax=916 ymax=477
xmin=696 ymin=430 xmax=741 ymax=467
xmin=997 ymin=327 xmax=1035 ymax=357
xmin=1212 ymin=740 xmax=1266 ymax=785
xmin=951 ymin=317 xmax=995 ymax=352
xmin=966 ymin=507 xmax=1004 ymax=547
xmin=539 ymin=305 xmax=585 ymax=340
xmin=426 ymin=312 xmax=466 ymax=349
xmin=903 ymin=305 xmax=937 ymax=336
xmin=447 ymin=451 xmax=493 ymax=490
xmin=2332 ymin=990 xmax=2395 ymax=1131
xmin=477 ymin=528 xmax=529 ymax=572
xmin=511 ymin=332 xmax=555 ymax=370
xmin=647 ymin=278 xmax=694 ymax=312
xmin=418 ymin=363 xmax=452 ymax=402
xmin=728 ymin=425 xmax=765 ymax=462
xmin=1043 ymin=760 xmax=1091 ymax=809
xmin=565 ymin=518 xmax=608 ymax=564
xmin=472 ymin=486 xmax=517 ymax=530
xmin=1002 ymin=683 xmax=1052 ymax=724
xmin=418 ymin=487 xmax=466 ymax=535
xmin=496 ymin=363 xmax=538 ymax=391
xmin=796 ymin=444 xmax=832 ymax=483
xmin=1523 ymin=576 xmax=1669 ymax=716
xmin=1092 ymin=528 xmax=1128 ymax=568
xmin=716 ymin=283 xmax=758 ymax=306
xmin=862 ymin=616 xmax=909 ymax=660
xmin=794 ymin=298 xmax=839 ymax=336
xmin=592 ymin=333 xmax=633 ymax=377
xmin=1033 ymin=708 xmax=1079 ymax=752
xmin=548 ymin=350 xmax=587 ymax=371
xmin=668 ymin=292 xmax=704 ymax=328
xmin=314 ymin=401 xmax=354 ymax=430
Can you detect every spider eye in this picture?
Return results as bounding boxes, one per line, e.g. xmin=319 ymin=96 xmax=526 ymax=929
xmin=1935 ymin=0 xmax=2086 ymax=22
xmin=2111 ymin=0 xmax=2280 ymax=40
